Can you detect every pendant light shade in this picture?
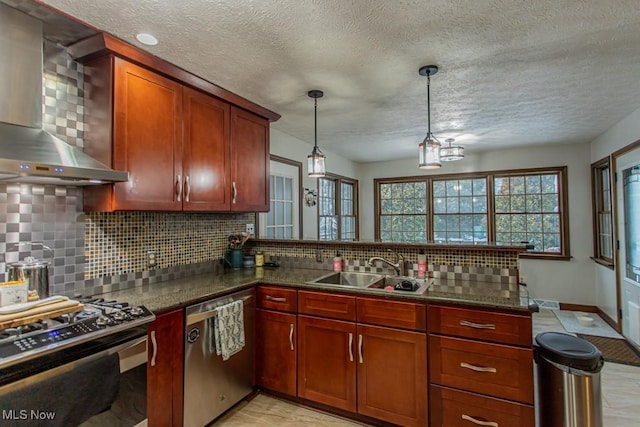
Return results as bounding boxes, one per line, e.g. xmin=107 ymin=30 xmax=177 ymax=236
xmin=417 ymin=65 xmax=442 ymax=170
xmin=307 ymin=90 xmax=326 ymax=177
xmin=440 ymin=138 xmax=465 ymax=161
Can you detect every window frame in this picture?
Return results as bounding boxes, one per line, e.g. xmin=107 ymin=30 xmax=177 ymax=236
xmin=317 ymin=172 xmax=359 ymax=241
xmin=374 ymin=166 xmax=570 ymax=260
xmin=591 ymin=156 xmax=614 ymax=268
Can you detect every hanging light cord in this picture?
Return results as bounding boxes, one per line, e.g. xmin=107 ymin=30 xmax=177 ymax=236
xmin=427 ymin=74 xmax=431 ymax=138
xmin=314 ymin=97 xmax=318 ymax=149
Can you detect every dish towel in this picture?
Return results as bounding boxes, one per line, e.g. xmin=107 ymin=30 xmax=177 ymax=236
xmin=214 ymin=299 xmax=245 ymax=361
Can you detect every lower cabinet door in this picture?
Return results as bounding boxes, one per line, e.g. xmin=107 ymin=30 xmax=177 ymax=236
xmin=147 ymin=309 xmax=184 ymax=427
xmin=430 ymin=385 xmax=534 ymax=427
xmin=297 ymin=315 xmax=357 ymax=412
xmin=256 ymin=308 xmax=297 ymax=396
xmin=356 ymin=324 xmax=427 ymax=427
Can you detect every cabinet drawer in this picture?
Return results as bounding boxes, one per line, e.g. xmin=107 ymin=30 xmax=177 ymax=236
xmin=429 ymin=335 xmax=533 ymax=404
xmin=256 ymin=286 xmax=297 ymax=312
xmin=430 ymin=385 xmax=534 ymax=427
xmin=428 ymin=304 xmax=532 ymax=347
xmin=298 ymin=291 xmax=356 ymax=321
xmin=357 ymin=297 xmax=426 ymax=331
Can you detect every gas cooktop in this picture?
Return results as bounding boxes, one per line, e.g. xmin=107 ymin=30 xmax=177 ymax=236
xmin=0 ymin=297 xmax=155 ymax=370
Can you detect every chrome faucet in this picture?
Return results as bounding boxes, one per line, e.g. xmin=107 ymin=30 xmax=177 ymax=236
xmin=368 ymin=249 xmax=405 ymax=276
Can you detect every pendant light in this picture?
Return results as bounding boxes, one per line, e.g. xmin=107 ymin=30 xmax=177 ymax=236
xmin=440 ymin=138 xmax=465 ymax=161
xmin=307 ymin=90 xmax=326 ymax=177
xmin=418 ymin=65 xmax=441 ymax=170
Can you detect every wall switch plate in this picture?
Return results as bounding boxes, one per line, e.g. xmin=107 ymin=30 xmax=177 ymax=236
xmin=147 ymin=250 xmax=156 ymax=267
xmin=246 ymin=223 xmax=255 ymax=235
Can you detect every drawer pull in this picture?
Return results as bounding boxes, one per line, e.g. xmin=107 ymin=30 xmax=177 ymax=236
xmin=460 ymin=362 xmax=497 ymax=373
xmin=289 ymin=323 xmax=294 ymax=351
xmin=462 ymin=414 xmax=498 ymax=427
xmin=348 ymin=333 xmax=354 ymax=362
xmin=460 ymin=320 xmax=496 ymax=330
xmin=266 ymin=295 xmax=287 ymax=302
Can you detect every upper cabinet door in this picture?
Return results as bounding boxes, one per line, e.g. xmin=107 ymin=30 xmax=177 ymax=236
xmin=230 ymin=107 xmax=270 ymax=212
xmin=113 ymin=59 xmax=183 ymax=211
xmin=182 ymin=87 xmax=231 ymax=211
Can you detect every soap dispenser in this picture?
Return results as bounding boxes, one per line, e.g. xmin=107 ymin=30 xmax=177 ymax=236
xmin=333 ymin=252 xmax=343 ymax=272
xmin=417 ymin=250 xmax=427 ymax=278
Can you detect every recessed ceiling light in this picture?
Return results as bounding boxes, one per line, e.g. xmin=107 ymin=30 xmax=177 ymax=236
xmin=136 ymin=33 xmax=158 ymax=46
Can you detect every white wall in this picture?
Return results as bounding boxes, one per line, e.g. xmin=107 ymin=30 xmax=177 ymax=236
xmin=270 ymin=128 xmax=360 ymax=239
xmin=358 ymin=142 xmax=595 ymax=305
xmin=590 ymin=105 xmax=640 ymax=322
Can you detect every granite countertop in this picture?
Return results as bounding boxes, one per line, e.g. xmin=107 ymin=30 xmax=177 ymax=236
xmin=96 ymin=267 xmax=533 ymax=314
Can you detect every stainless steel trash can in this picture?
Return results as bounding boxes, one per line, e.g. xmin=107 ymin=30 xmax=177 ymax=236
xmin=535 ymin=332 xmax=604 ymax=427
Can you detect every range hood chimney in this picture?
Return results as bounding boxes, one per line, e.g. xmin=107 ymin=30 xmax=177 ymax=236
xmin=0 ymin=3 xmax=127 ymax=185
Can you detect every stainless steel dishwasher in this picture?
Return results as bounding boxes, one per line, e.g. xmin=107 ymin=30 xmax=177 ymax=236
xmin=183 ymin=288 xmax=254 ymax=426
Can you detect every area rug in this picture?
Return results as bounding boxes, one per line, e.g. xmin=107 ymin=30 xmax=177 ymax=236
xmin=577 ymin=334 xmax=640 ymax=367
xmin=553 ymin=310 xmax=623 ymax=339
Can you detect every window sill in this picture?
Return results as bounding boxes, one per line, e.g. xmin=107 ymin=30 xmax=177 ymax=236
xmin=590 ymin=257 xmax=614 ymax=270
xmin=520 ymin=253 xmax=572 ymax=261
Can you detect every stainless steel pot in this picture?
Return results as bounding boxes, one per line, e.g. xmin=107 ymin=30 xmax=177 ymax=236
xmin=6 ymin=243 xmax=52 ymax=298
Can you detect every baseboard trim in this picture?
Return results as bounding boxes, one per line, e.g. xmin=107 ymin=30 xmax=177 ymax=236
xmin=597 ymin=307 xmax=621 ymax=332
xmin=559 ymin=303 xmax=597 ymax=313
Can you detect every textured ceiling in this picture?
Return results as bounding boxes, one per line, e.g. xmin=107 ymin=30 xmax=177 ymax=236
xmin=37 ymin=0 xmax=640 ymax=162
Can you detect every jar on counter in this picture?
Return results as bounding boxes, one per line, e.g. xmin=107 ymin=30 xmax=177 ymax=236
xmin=255 ymin=251 xmax=264 ymax=267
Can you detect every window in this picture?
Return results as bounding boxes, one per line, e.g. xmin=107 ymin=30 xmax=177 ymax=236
xmin=379 ymin=181 xmax=427 ymax=241
xmin=318 ymin=174 xmax=358 ymax=241
xmin=259 ymin=156 xmax=302 ymax=240
xmin=375 ymin=167 xmax=569 ymax=258
xmin=433 ymin=178 xmax=487 ymax=243
xmin=494 ymin=172 xmax=563 ymax=253
xmin=591 ymin=157 xmax=614 ymax=266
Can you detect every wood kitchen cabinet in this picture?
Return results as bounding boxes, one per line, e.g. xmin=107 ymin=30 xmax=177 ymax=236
xmin=297 ymin=291 xmax=357 ymax=412
xmin=80 ymin=55 xmax=269 ymax=212
xmin=427 ymin=303 xmax=534 ymax=427
xmin=256 ymin=286 xmax=297 ymax=396
xmin=147 ymin=309 xmax=184 ymax=427
xmin=296 ymin=290 xmax=427 ymax=427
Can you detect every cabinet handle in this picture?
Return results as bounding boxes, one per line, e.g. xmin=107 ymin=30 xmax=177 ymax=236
xmin=289 ymin=323 xmax=294 ymax=351
xmin=150 ymin=330 xmax=157 ymax=367
xmin=461 ymin=414 xmax=499 ymax=427
xmin=266 ymin=295 xmax=287 ymax=302
xmin=460 ymin=320 xmax=496 ymax=330
xmin=348 ymin=333 xmax=354 ymax=362
xmin=176 ymin=175 xmax=182 ymax=202
xmin=185 ymin=175 xmax=191 ymax=202
xmin=232 ymin=181 xmax=237 ymax=204
xmin=358 ymin=334 xmax=363 ymax=364
xmin=460 ymin=362 xmax=497 ymax=373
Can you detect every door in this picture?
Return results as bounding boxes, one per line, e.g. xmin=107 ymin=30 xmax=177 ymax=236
xmin=616 ymin=147 xmax=640 ymax=345
xmin=147 ymin=309 xmax=184 ymax=427
xmin=297 ymin=315 xmax=357 ymax=411
xmin=259 ymin=159 xmax=301 ymax=239
xmin=230 ymin=106 xmax=270 ymax=212
xmin=357 ymin=324 xmax=427 ymax=427
xmin=183 ymin=87 xmax=231 ymax=211
xmin=113 ymin=58 xmax=183 ymax=211
xmin=255 ymin=309 xmax=296 ymax=396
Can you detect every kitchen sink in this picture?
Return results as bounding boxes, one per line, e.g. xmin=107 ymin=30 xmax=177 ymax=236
xmin=307 ymin=271 xmax=430 ymax=294
xmin=308 ymin=271 xmax=384 ymax=288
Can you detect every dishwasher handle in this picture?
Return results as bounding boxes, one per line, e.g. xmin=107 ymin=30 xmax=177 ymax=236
xmin=186 ymin=294 xmax=253 ymax=326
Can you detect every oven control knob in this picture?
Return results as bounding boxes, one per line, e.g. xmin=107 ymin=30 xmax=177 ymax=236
xmin=96 ymin=315 xmax=111 ymax=327
xmin=113 ymin=311 xmax=127 ymax=321
xmin=130 ymin=306 xmax=144 ymax=317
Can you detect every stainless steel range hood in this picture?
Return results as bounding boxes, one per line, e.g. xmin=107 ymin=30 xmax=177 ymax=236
xmin=0 ymin=3 xmax=128 ymax=186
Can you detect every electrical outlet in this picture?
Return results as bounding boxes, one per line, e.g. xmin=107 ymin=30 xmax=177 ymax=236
xmin=147 ymin=250 xmax=157 ymax=268
xmin=246 ymin=223 xmax=255 ymax=235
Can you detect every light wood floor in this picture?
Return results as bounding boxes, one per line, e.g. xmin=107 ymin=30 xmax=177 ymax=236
xmin=212 ymin=309 xmax=640 ymax=427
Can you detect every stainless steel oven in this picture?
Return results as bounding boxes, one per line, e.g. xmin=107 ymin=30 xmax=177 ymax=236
xmin=0 ymin=299 xmax=155 ymax=427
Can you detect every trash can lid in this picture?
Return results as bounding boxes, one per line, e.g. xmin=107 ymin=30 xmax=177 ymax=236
xmin=535 ymin=332 xmax=603 ymax=372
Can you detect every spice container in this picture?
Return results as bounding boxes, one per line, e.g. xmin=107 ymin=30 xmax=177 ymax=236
xmin=255 ymin=251 xmax=264 ymax=267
